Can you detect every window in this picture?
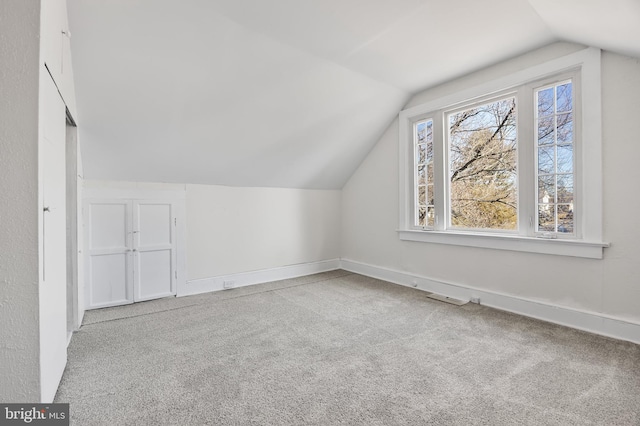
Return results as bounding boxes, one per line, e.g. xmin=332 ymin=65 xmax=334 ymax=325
xmin=415 ymin=119 xmax=434 ymax=227
xmin=399 ymin=48 xmax=607 ymax=259
xmin=447 ymin=95 xmax=518 ymax=231
xmin=536 ymin=81 xmax=574 ymax=234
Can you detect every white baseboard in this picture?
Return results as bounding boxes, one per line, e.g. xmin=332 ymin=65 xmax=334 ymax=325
xmin=340 ymin=259 xmax=640 ymax=345
xmin=180 ymin=259 xmax=341 ymax=297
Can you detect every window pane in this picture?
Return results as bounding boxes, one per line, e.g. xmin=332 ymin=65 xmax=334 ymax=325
xmin=538 ymin=175 xmax=555 ymax=204
xmin=417 ymin=144 xmax=426 ymax=164
xmin=427 ymin=163 xmax=433 ymax=183
xmin=557 ymin=145 xmax=573 ymax=174
xmin=537 ymin=116 xmax=554 ymax=145
xmin=557 ymin=113 xmax=573 ymax=144
xmin=417 ymin=164 xmax=426 ymax=185
xmin=425 ymin=120 xmax=434 ymax=162
xmin=538 ymin=146 xmax=555 ymax=174
xmin=425 ymin=121 xmax=433 ymax=143
xmin=448 ymin=97 xmax=517 ymax=230
xmin=418 ymin=185 xmax=426 ymax=205
xmin=556 ymin=83 xmax=572 ymax=113
xmin=538 ymin=87 xmax=554 ymax=117
xmin=538 ymin=204 xmax=555 ymax=232
xmin=416 ymin=122 xmax=426 ymax=142
xmin=557 ymin=175 xmax=574 ymax=204
xmin=427 ymin=184 xmax=434 ymax=206
xmin=426 ymin=206 xmax=435 ymax=227
xmin=557 ymin=204 xmax=573 ymax=233
xmin=418 ymin=206 xmax=427 ymax=227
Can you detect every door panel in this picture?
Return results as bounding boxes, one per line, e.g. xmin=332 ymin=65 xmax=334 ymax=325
xmin=89 ymin=253 xmax=129 ymax=306
xmin=138 ymin=204 xmax=171 ymax=246
xmin=136 ymin=250 xmax=172 ymax=301
xmin=91 ymin=203 xmax=128 ymax=248
xmin=133 ymin=201 xmax=175 ymax=301
xmin=85 ymin=201 xmax=133 ymax=309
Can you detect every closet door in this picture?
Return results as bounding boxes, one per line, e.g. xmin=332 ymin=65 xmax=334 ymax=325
xmin=40 ymin=73 xmax=69 ymax=402
xmin=85 ymin=200 xmax=133 ymax=309
xmin=132 ymin=201 xmax=176 ymax=301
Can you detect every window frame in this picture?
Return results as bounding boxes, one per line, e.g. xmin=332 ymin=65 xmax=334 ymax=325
xmin=412 ymin=116 xmax=435 ymax=229
xmin=531 ymin=75 xmax=580 ymax=238
xmin=398 ymin=47 xmax=608 ymax=259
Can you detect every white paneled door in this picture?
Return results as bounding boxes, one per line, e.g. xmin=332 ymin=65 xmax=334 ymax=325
xmin=85 ymin=199 xmax=177 ymax=309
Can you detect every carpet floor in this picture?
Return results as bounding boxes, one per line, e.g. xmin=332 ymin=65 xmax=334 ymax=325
xmin=55 ymin=271 xmax=640 ymax=425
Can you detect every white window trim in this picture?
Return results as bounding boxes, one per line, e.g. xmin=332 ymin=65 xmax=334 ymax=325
xmin=398 ymin=47 xmax=608 ymax=259
xmin=530 ymin=74 xmax=579 ymax=238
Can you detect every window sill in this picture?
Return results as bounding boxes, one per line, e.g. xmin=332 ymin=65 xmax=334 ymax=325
xmin=397 ymin=229 xmax=609 ymax=259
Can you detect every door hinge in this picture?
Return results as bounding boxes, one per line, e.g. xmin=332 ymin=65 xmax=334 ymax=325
xmin=175 ymin=270 xmax=177 ymax=279
xmin=174 ymin=218 xmax=176 ymax=226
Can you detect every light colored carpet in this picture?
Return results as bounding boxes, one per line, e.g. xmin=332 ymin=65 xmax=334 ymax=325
xmin=55 ymin=271 xmax=640 ymax=425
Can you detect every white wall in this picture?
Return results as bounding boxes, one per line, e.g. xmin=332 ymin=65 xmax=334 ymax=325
xmin=186 ymin=184 xmax=341 ymax=280
xmin=0 ymin=0 xmax=42 ymax=402
xmin=341 ymin=43 xmax=640 ymax=327
xmin=600 ymin=52 xmax=640 ymax=321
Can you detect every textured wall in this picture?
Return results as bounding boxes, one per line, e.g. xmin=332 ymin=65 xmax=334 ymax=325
xmin=341 ymin=43 xmax=640 ymax=326
xmin=0 ymin=0 xmax=42 ymax=402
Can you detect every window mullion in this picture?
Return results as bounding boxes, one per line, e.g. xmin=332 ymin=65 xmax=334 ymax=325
xmin=433 ymin=112 xmax=446 ymax=231
xmin=518 ymin=86 xmax=535 ymax=237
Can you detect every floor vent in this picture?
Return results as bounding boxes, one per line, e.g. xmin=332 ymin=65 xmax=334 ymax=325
xmin=427 ymin=293 xmax=469 ymax=306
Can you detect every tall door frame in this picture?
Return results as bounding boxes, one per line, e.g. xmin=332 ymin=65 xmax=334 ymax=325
xmin=65 ymin=118 xmax=81 ymax=334
xmin=83 ymin=187 xmax=186 ymax=310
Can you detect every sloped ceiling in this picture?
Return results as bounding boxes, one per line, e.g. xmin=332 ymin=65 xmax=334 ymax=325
xmin=68 ymin=0 xmax=639 ymax=189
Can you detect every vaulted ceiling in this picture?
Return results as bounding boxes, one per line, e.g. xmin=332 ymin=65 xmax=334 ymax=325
xmin=68 ymin=0 xmax=640 ymax=189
